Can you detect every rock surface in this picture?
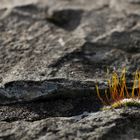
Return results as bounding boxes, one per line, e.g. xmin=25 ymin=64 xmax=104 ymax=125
xmin=0 ymin=0 xmax=140 ymax=139
xmin=0 ymin=108 xmax=140 ymax=140
xmin=0 ymin=0 xmax=140 ymax=85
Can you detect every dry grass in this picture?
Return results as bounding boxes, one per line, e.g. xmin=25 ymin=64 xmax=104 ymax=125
xmin=96 ymin=69 xmax=140 ymax=109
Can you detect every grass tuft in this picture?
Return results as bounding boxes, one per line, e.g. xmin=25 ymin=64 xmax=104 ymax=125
xmin=96 ymin=68 xmax=140 ymax=109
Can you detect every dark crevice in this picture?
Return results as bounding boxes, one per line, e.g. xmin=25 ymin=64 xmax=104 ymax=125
xmin=47 ymin=9 xmax=84 ymax=31
xmin=0 ymin=95 xmax=101 ymax=122
xmin=0 ymin=78 xmax=102 ymax=122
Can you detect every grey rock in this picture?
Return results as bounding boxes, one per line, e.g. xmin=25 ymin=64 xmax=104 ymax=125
xmin=0 ymin=0 xmax=139 ymax=85
xmin=0 ymin=81 xmax=57 ymax=104
xmin=0 ymin=108 xmax=140 ymax=140
xmin=0 ymin=0 xmax=140 ymax=139
xmin=0 ymin=79 xmax=100 ymax=104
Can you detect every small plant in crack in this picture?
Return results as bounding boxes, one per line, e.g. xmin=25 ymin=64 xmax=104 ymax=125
xmin=96 ymin=68 xmax=140 ymax=110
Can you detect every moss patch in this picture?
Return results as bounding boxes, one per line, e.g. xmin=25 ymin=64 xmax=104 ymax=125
xmin=102 ymin=98 xmax=140 ymax=110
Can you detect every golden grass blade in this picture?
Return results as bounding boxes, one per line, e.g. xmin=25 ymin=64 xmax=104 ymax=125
xmin=96 ymin=85 xmax=107 ymax=105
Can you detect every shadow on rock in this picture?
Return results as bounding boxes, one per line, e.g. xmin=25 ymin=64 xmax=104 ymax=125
xmin=0 ymin=79 xmax=103 ymax=121
xmin=47 ymin=9 xmax=84 ymax=31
